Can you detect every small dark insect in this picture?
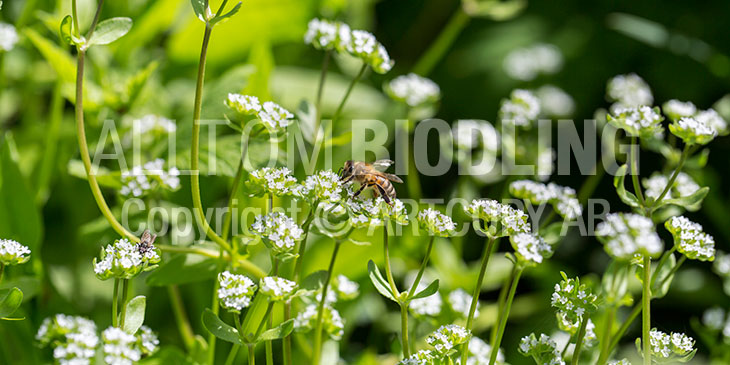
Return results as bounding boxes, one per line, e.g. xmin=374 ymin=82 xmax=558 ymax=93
xmin=339 ymin=159 xmax=403 ymax=205
xmin=137 ymin=230 xmax=157 ymax=256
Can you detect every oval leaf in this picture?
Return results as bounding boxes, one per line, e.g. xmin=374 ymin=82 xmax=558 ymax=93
xmin=367 ymin=260 xmax=397 ymax=302
xmin=256 ymin=319 xmax=294 ymax=342
xmin=660 ymin=187 xmax=709 ymax=212
xmin=410 ymin=279 xmax=439 ymax=300
xmin=613 ymin=164 xmax=640 ymax=208
xmin=0 ymin=287 xmax=23 ymax=318
xmin=88 ymin=17 xmax=132 ymax=46
xmin=202 ymin=308 xmax=242 ymax=345
xmin=123 ymin=295 xmax=146 ymax=334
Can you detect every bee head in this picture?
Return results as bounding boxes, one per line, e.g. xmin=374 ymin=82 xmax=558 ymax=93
xmin=340 ymin=160 xmax=354 ymax=180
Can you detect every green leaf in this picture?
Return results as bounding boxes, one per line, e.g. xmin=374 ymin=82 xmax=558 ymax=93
xmin=202 ymin=308 xmax=242 ymax=345
xmin=146 ymin=254 xmax=219 ymax=286
xmin=67 ymin=160 xmax=122 ymax=189
xmin=301 ymin=270 xmax=328 ymax=291
xmin=368 ymin=260 xmax=398 ymax=303
xmin=613 ymin=164 xmax=640 ymax=208
xmin=59 ymin=15 xmax=75 ymax=45
xmin=209 ymin=2 xmax=243 ymax=25
xmin=0 ymin=287 xmax=23 ymax=318
xmin=88 ymin=17 xmax=133 ymax=46
xmin=191 ymin=0 xmax=208 ymax=22
xmin=660 ymin=187 xmax=709 ymax=212
xmin=651 ymin=254 xmax=677 ymax=299
xmin=256 ymin=319 xmax=294 ymax=341
xmin=123 ymin=296 xmax=146 ymax=334
xmin=410 ymin=279 xmax=439 ymax=300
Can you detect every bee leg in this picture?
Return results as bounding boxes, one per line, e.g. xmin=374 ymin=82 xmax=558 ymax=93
xmin=353 ymin=183 xmax=368 ymax=197
xmin=342 ymin=175 xmax=355 ymax=184
xmin=373 ymin=183 xmax=392 ymax=205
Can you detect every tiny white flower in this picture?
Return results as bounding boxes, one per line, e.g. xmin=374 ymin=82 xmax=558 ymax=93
xmin=304 ymin=18 xmax=351 ymax=52
xmin=607 ymin=106 xmax=664 ymax=139
xmin=294 ymin=304 xmax=344 ymax=340
xmin=509 ymin=180 xmax=582 ymax=220
xmin=417 ymin=208 xmax=456 ymax=236
xmin=250 ymin=212 xmax=304 ymax=255
xmin=499 ymin=89 xmax=541 ymax=127
xmin=217 ymin=271 xmax=257 ymax=312
xmin=695 ymin=108 xmax=728 ymax=135
xmin=536 ymin=85 xmax=575 ymax=117
xmin=607 ymin=73 xmax=653 ymax=109
xmin=333 ymin=274 xmax=359 ymax=301
xmin=511 ymin=233 xmax=552 ymax=265
xmin=452 ymin=119 xmax=500 ymax=153
xmin=37 ymin=314 xmax=98 ymax=365
xmin=293 ymin=170 xmax=343 ymax=205
xmin=346 ymin=30 xmax=393 ymax=74
xmin=663 ymin=99 xmax=697 ymax=121
xmin=248 ymin=167 xmax=297 ymax=196
xmin=120 ymin=159 xmax=180 ymax=197
xmin=448 ymin=288 xmax=478 ymax=318
xmin=702 ymin=307 xmax=725 ymax=331
xmin=385 ymin=73 xmax=440 ymax=107
xmin=102 ymin=326 xmax=141 ymax=365
xmin=518 ymin=332 xmax=564 ymax=365
xmin=463 ymin=336 xmax=505 ymax=364
xmin=596 ymin=213 xmax=663 ymax=260
xmin=226 ymin=93 xmax=262 ymax=115
xmin=0 ymin=238 xmax=30 ymax=265
xmin=465 ymin=199 xmax=530 ymax=236
xmin=669 ymin=116 xmax=717 ymax=145
xmin=665 ymin=216 xmax=715 ymax=261
xmin=259 ymin=276 xmax=297 ymax=301
xmin=426 ymin=324 xmax=470 ymax=356
xmin=0 ymin=22 xmax=18 ymax=51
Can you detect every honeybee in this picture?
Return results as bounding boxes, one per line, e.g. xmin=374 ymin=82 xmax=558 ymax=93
xmin=339 ymin=159 xmax=403 ymax=205
xmin=137 ymin=230 xmax=157 ymax=256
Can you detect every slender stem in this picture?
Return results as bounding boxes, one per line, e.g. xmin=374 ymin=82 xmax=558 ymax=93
xmin=460 ymin=237 xmax=497 ymax=365
xmin=168 ymin=285 xmax=195 ymax=350
xmin=310 ymin=50 xmax=331 ymax=174
xmin=399 ymin=118 xmax=422 ymax=199
xmin=412 ymin=7 xmax=470 ymax=76
xmin=222 ymin=161 xmax=245 ymax=241
xmin=225 ymin=344 xmax=241 ymax=365
xmin=71 ymin=0 xmax=80 ymax=36
xmin=650 ymin=247 xmax=676 ymax=288
xmin=630 ymin=137 xmax=646 ymax=207
xmin=561 ymin=332 xmax=575 ymax=358
xmin=490 ymin=263 xmax=516 ymax=346
xmin=282 ymin=302 xmax=293 ymax=365
xmin=119 ymin=279 xmax=130 ymax=329
xmin=651 ymin=144 xmax=690 ymax=209
xmin=111 ymin=278 xmax=119 ymax=327
xmin=607 ymin=304 xmax=642 ymax=355
xmin=489 ymin=266 xmax=523 ymax=365
xmin=400 ymin=304 xmax=411 ymax=358
xmin=84 ymin=0 xmax=105 ymax=40
xmin=254 ymin=302 xmax=275 ymax=339
xmin=209 ymin=246 xmax=225 ymax=365
xmin=642 ymin=255 xmax=651 ymax=365
xmin=264 ymin=258 xmax=279 ymax=365
xmin=597 ymin=306 xmax=616 ymax=365
xmin=248 ymin=344 xmax=256 ymax=365
xmin=312 ymin=240 xmax=342 ymax=365
xmin=191 ymin=25 xmax=232 ymax=252
xmin=661 ymin=256 xmax=686 ymax=288
xmin=157 ymin=245 xmax=266 ymax=278
xmin=571 ymin=316 xmax=589 ymax=365
xmin=382 ymin=224 xmax=400 ymax=298
xmin=283 ymin=210 xmax=314 ymax=365
xmin=406 ymin=236 xmax=435 ymax=298
xmin=331 ymin=63 xmax=367 ymax=123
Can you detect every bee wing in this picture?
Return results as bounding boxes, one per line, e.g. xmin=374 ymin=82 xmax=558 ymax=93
xmin=372 ymin=159 xmax=394 ymax=171
xmin=141 ymin=230 xmax=151 ymax=243
xmin=383 ymin=173 xmax=403 ymax=183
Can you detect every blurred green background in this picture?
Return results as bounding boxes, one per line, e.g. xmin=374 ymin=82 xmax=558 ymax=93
xmin=1 ymin=0 xmax=729 ymax=363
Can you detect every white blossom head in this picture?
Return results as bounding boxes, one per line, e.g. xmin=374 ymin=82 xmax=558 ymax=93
xmin=669 ymin=116 xmax=717 ymax=145
xmin=217 ymin=271 xmax=257 ymax=313
xmin=463 ymin=336 xmax=506 ymax=364
xmin=385 ymin=73 xmax=440 ymax=107
xmin=595 ymin=213 xmax=663 ymax=260
xmin=448 ymin=288 xmax=478 ymax=318
xmin=499 ymin=89 xmax=541 ymax=128
xmin=426 ymin=324 xmax=470 ymax=357
xmin=410 ymin=289 xmax=442 ymax=317
xmin=341 ymin=185 xmax=409 ymax=227
xmin=452 ymin=119 xmax=500 ymax=153
xmin=101 ymin=326 xmax=141 ymax=364
xmin=695 ymin=108 xmax=728 ymax=136
xmin=663 ymin=100 xmax=697 ymax=121
xmin=247 ymin=167 xmax=297 ymax=197
xmin=511 ymin=233 xmax=552 ymax=265
xmin=259 ymin=276 xmax=297 ymax=301
xmin=607 ymin=106 xmax=664 ymax=139
xmin=509 ymin=180 xmax=582 ymax=220
xmin=517 ymin=333 xmax=565 ymax=365
xmin=333 ymin=274 xmax=360 ymax=301
xmin=503 ymin=43 xmax=563 ymax=81
xmin=250 ymin=212 xmax=304 ymax=256
xmin=643 ymin=329 xmax=696 ymax=362
xmin=0 ymin=22 xmax=18 ymax=52
xmin=642 ymin=172 xmax=700 ymax=204
xmin=93 ymin=237 xmax=161 ymax=280
xmin=665 ymin=216 xmax=715 ymax=261
xmin=294 ymin=303 xmax=344 ymax=340
xmin=0 ymin=238 xmax=30 ymax=265
xmin=129 ymin=114 xmax=177 ymax=137
xmin=226 ymin=93 xmax=262 ymax=116
xmin=304 ymin=18 xmax=351 ymax=52
xmin=607 ymin=359 xmax=631 ymax=365
xmin=346 ymin=30 xmax=393 ymax=74
xmin=417 ymin=208 xmax=456 ymax=237
xmin=536 ymin=85 xmax=575 ymax=118
xmin=465 ymin=199 xmax=530 ymax=237
xmin=551 ymin=272 xmax=598 ymax=330
xmin=607 ymin=73 xmax=653 ymax=108
xmin=398 ymin=349 xmax=436 ymax=365
xmin=120 ymin=159 xmax=180 ymax=197
xmin=36 ymin=314 xmax=98 ymax=365
xmin=136 ymin=325 xmax=159 ymax=356
xmin=293 ymin=170 xmax=343 ymax=206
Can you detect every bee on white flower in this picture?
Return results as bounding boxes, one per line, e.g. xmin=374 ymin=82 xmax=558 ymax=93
xmin=93 ymin=238 xmax=161 ymax=280
xmin=0 ymin=22 xmax=18 ymax=51
xmin=0 ymin=238 xmax=30 ymax=265
xmin=417 ymin=208 xmax=457 ymax=237
xmin=607 ymin=106 xmax=664 ymax=139
xmin=385 ymin=73 xmax=440 ymax=108
xmin=503 ymin=43 xmax=563 ymax=81
xmin=37 ymin=314 xmax=99 ymax=365
xmin=247 ymin=167 xmax=297 ymax=197
xmin=465 ymin=199 xmax=530 ymax=237
xmin=259 ymin=276 xmax=298 ymax=301
xmin=596 ymin=213 xmax=663 ymax=260
xmin=669 ymin=116 xmax=717 ymax=145
xmin=250 ymin=212 xmax=304 ymax=256
xmin=217 ymin=271 xmax=257 ymax=313
xmin=606 ymin=73 xmax=653 ymax=110
xmin=499 ymin=89 xmax=541 ymax=128
xmin=665 ymin=216 xmax=715 ymax=261
xmin=448 ymin=288 xmax=478 ymax=318
xmin=426 ymin=324 xmax=470 ymax=357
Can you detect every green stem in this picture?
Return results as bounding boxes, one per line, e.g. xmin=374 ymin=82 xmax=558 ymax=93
xmin=248 ymin=344 xmax=256 ymax=365
xmin=630 ymin=137 xmax=646 ymax=207
xmin=111 ymin=278 xmax=119 ymax=327
xmin=264 ymin=258 xmax=279 ymax=365
xmin=209 ymin=247 xmax=225 ymax=365
xmin=571 ymin=316 xmax=589 ymax=365
xmin=650 ymin=247 xmax=676 ymax=289
xmin=282 ymin=302 xmax=293 ymax=365
xmin=490 ymin=263 xmax=516 ymax=346
xmin=489 ymin=266 xmax=523 ymax=365
xmin=651 ymin=144 xmax=690 ymax=209
xmin=312 ymin=240 xmax=342 ymax=365
xmin=119 ymin=279 xmax=130 ymax=329
xmin=71 ymin=0 xmax=80 ymax=36
xmin=168 ymin=285 xmax=195 ymax=351
xmin=400 ymin=304 xmax=411 ymax=358
xmin=310 ymin=50 xmax=331 ymax=174
xmin=406 ymin=236 xmax=435 ymax=298
xmin=254 ymin=302 xmax=275 ymax=339
xmin=84 ymin=0 xmax=105 ymax=40
xmin=460 ymin=236 xmax=497 ymax=365
xmin=597 ymin=306 xmax=616 ymax=365
xmin=382 ymin=224 xmax=400 ymax=299
xmin=157 ymin=245 xmax=266 ymax=278
xmin=412 ymin=7 xmax=470 ymax=76
xmin=222 ymin=160 xmax=245 ymax=241
xmin=331 ymin=63 xmax=367 ymax=123
xmin=606 ymin=303 xmax=642 ymax=356
xmin=191 ymin=25 xmax=232 ymax=252
xmin=642 ymin=255 xmax=651 ymax=365
xmin=225 ymin=344 xmax=241 ymax=365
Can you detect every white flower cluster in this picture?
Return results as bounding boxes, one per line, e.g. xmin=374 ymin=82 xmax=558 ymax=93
xmin=333 ymin=274 xmax=360 ymax=301
xmin=643 ymin=172 xmax=700 ymax=202
xmin=663 ymin=100 xmax=697 ymax=121
xmin=518 ymin=333 xmax=565 ymax=365
xmin=695 ymin=108 xmax=728 ymax=135
xmin=225 ymin=94 xmax=294 ymax=131
xmin=398 ymin=349 xmax=436 ymax=365
xmin=347 ymin=30 xmax=393 ymax=74
xmin=536 ymin=85 xmax=575 ymax=118
xmin=385 ymin=73 xmax=440 ymax=107
xmin=595 ymin=213 xmax=663 ymax=260
xmin=511 ymin=233 xmax=552 ymax=265
xmin=250 ymin=212 xmax=304 ymax=255
xmin=0 ymin=238 xmax=30 ymax=265
xmin=341 ymin=185 xmax=409 ymax=227
xmin=647 ymin=329 xmax=695 ymax=360
xmin=218 ymin=271 xmax=257 ymax=312
xmin=607 ymin=359 xmax=631 ymax=365
xmin=452 ymin=119 xmax=500 ymax=152
xmin=93 ymin=238 xmax=161 ymax=280
xmin=259 ymin=276 xmax=297 ymax=301
xmin=426 ymin=324 xmax=470 ymax=356
xmin=607 ymin=73 xmax=653 ymax=110
xmin=465 ymin=199 xmax=530 ymax=237
xmin=0 ymin=22 xmax=18 ymax=51
xmin=226 ymin=93 xmax=262 ymax=115
xmin=448 ymin=288 xmax=478 ymax=318
xmin=550 ymin=273 xmax=598 ymax=332
xmin=304 ymin=18 xmax=351 ymax=52
xmin=607 ymin=106 xmax=664 ymax=139
xmin=463 ymin=337 xmax=505 ymax=365
xmin=509 ymin=180 xmax=582 ymax=220
xmin=294 ymin=303 xmax=344 ymax=340
xmin=669 ymin=116 xmax=717 ymax=145
xmin=136 ymin=326 xmax=159 ymax=355
xmin=131 ymin=114 xmax=177 ymax=134
xmin=499 ymin=89 xmax=541 ymax=127
xmin=417 ymin=208 xmax=456 ymax=236
xmin=36 ymin=314 xmax=98 ymax=365
xmin=665 ymin=216 xmax=715 ymax=261
xmin=120 ymin=159 xmax=180 ymax=197
xmin=101 ymin=327 xmax=141 ymax=365
xmin=293 ymin=170 xmax=343 ymax=205
xmin=248 ymin=167 xmax=297 ymax=196
xmin=503 ymin=43 xmax=563 ymax=81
